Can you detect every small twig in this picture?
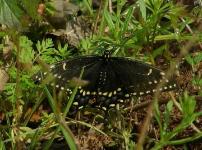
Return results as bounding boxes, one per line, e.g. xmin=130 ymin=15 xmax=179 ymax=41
xmin=180 ymin=17 xmax=202 ymax=49
xmin=125 ymin=98 xmax=169 ymax=111
xmin=108 ymin=0 xmax=112 ymax=13
xmin=93 ymin=0 xmax=103 ymax=34
xmin=136 ymin=101 xmax=154 ymax=150
xmin=170 ymin=92 xmax=182 ymax=111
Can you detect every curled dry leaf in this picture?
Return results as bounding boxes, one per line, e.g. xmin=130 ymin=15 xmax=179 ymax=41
xmin=0 ymin=69 xmax=9 ymax=92
xmin=37 ymin=3 xmax=46 ymax=16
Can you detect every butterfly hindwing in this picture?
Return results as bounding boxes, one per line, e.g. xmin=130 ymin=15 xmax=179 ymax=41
xmin=110 ymin=57 xmax=176 ymax=96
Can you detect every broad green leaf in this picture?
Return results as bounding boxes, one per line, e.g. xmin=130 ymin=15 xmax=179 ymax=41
xmin=21 ymin=0 xmax=40 ymax=20
xmin=19 ymin=36 xmax=35 ymax=63
xmin=0 ymin=0 xmax=23 ymax=28
xmin=138 ymin=0 xmax=146 ymax=21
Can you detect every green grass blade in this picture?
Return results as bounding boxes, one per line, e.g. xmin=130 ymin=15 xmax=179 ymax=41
xmin=44 ymin=87 xmax=78 ymax=150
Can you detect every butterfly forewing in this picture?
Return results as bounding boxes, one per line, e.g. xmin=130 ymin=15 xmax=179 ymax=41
xmin=41 ymin=56 xmax=101 ymax=88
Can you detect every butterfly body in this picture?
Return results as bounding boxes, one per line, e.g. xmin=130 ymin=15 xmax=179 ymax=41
xmin=34 ymin=51 xmax=177 ymax=109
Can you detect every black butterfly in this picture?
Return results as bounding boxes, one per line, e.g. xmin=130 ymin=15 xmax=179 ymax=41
xmin=34 ymin=50 xmax=177 ymax=110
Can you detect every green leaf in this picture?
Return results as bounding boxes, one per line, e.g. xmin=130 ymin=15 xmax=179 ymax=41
xmin=180 ymin=92 xmax=196 ymax=118
xmin=0 ymin=137 xmax=6 ymax=150
xmin=19 ymin=36 xmax=35 ymax=63
xmin=36 ymin=39 xmax=56 ymax=63
xmin=154 ymin=99 xmax=163 ymax=134
xmin=83 ymin=0 xmax=93 ymax=16
xmin=4 ymin=83 xmax=16 ymax=103
xmin=122 ymin=6 xmax=134 ymax=34
xmin=104 ymin=10 xmax=115 ymax=32
xmin=21 ymin=0 xmax=40 ymax=20
xmin=193 ymin=52 xmax=202 ymax=64
xmin=163 ymin=100 xmax=173 ymax=131
xmin=152 ymin=45 xmax=166 ymax=58
xmin=56 ymin=44 xmax=70 ymax=60
xmin=138 ymin=0 xmax=146 ymax=21
xmin=192 ymin=77 xmax=202 ymax=86
xmin=0 ymin=0 xmax=23 ymax=28
xmin=185 ymin=55 xmax=194 ymax=66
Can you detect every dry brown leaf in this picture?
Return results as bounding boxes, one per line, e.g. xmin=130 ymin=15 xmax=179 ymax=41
xmin=0 ymin=69 xmax=9 ymax=92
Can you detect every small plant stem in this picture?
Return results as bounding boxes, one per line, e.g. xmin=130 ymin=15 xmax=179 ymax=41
xmin=109 ymin=0 xmax=112 ymax=13
xmin=136 ymin=100 xmax=154 ymax=150
xmin=93 ymin=0 xmax=102 ymax=35
xmin=12 ymin=34 xmax=24 ymax=149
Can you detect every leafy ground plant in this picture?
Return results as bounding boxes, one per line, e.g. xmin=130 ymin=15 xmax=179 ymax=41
xmin=152 ymin=93 xmax=202 ymax=149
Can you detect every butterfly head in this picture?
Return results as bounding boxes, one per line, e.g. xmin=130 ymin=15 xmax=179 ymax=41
xmin=103 ymin=50 xmax=111 ymax=60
